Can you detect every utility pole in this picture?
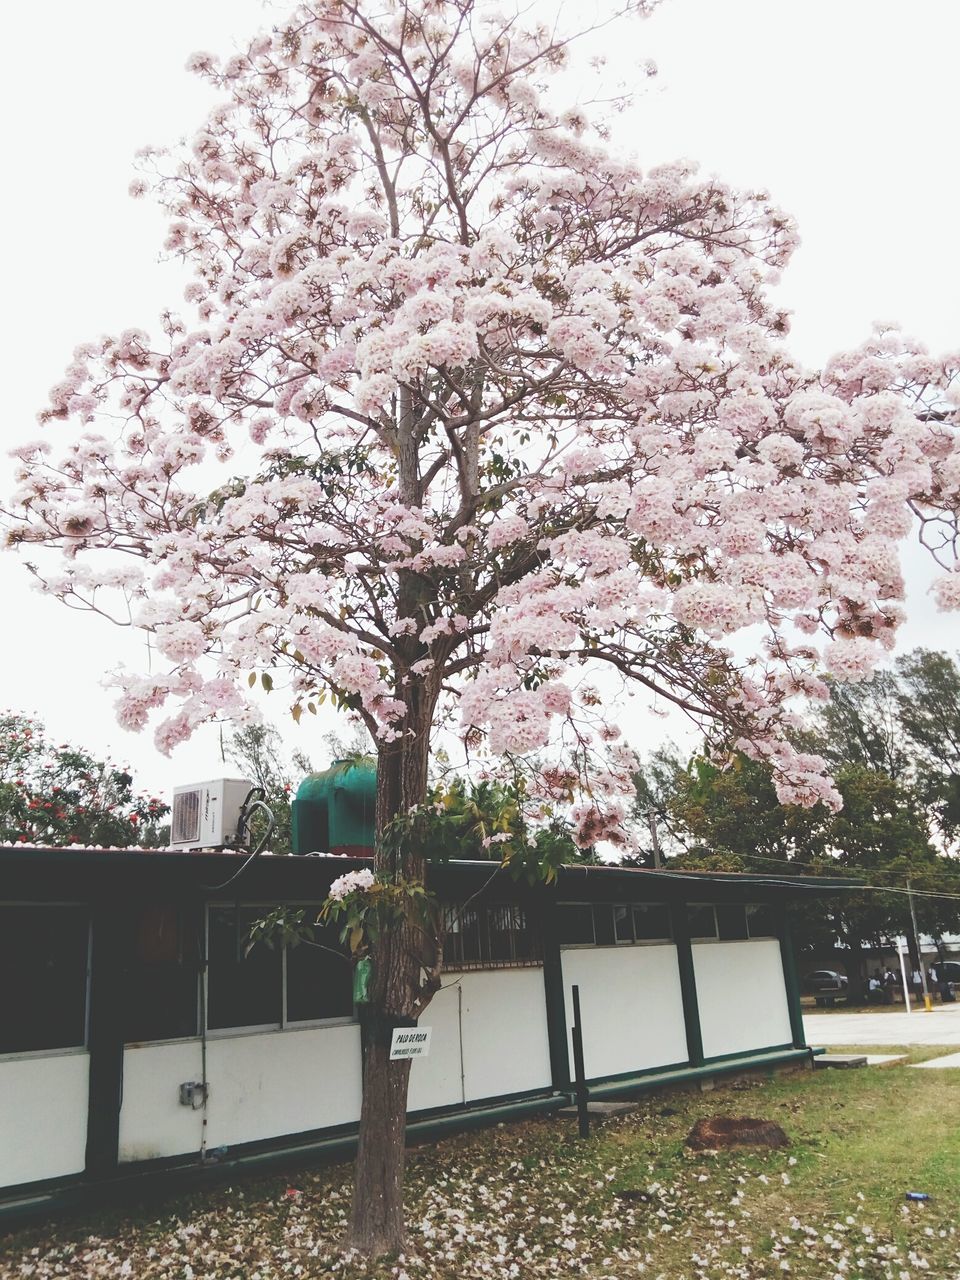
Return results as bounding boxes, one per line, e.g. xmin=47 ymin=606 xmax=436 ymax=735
xmin=907 ymin=879 xmax=933 ymax=1012
xmin=896 ymin=938 xmax=912 ymax=1013
xmin=646 ymin=809 xmax=663 ymax=870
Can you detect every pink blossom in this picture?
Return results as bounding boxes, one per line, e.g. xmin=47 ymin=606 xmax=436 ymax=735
xmin=487 ymin=515 xmax=528 ymax=551
xmin=932 ymin=573 xmax=960 ymax=612
xmin=823 ymin=638 xmax=884 ymax=683
xmin=155 ymin=622 xmax=207 ymax=664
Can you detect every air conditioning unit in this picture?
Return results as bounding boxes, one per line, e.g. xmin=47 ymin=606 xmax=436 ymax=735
xmin=170 ymin=778 xmax=253 ymax=851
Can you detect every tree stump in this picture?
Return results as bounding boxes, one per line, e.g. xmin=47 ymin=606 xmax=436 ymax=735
xmin=685 ymin=1116 xmax=790 ymax=1151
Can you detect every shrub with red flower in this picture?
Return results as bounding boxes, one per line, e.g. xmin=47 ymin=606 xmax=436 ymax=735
xmin=0 ymin=712 xmax=169 ymax=847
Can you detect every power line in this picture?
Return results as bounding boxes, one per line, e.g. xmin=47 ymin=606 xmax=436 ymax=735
xmin=760 ymin=870 xmax=960 ymax=903
xmin=689 ymin=844 xmax=949 ymax=884
xmin=654 ymin=854 xmax=960 ymax=903
xmin=856 ymin=882 xmax=960 ymax=905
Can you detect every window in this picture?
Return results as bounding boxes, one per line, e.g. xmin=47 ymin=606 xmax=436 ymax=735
xmin=559 ymin=902 xmax=673 ymax=946
xmin=592 ymin=905 xmax=616 ymax=946
xmin=207 ymin=906 xmax=282 ymax=1031
xmin=687 ymin=904 xmax=718 ymax=940
xmin=443 ymin=904 xmax=540 ymax=969
xmin=0 ymin=906 xmax=89 ymax=1055
xmin=633 ymin=903 xmax=672 ymax=942
xmin=123 ymin=905 xmax=356 ymax=1036
xmin=746 ymin=903 xmax=778 ymax=939
xmin=444 ymin=907 xmax=483 ymax=967
xmin=557 ymin=904 xmax=594 ymax=945
xmin=716 ymin=904 xmax=749 ymax=941
xmin=122 ymin=904 xmax=201 ymax=1043
xmin=689 ymin=904 xmax=755 ymax=941
xmin=613 ymin=904 xmax=634 ymax=943
xmin=488 ymin=905 xmax=536 ymax=963
xmin=285 ymin=918 xmax=353 ymax=1023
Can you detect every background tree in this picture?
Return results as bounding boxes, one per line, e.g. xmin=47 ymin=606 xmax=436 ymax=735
xmin=4 ymin=0 xmax=959 ymax=1255
xmin=225 ymin=722 xmax=313 ymax=853
xmin=822 ymin=765 xmax=958 ymax=982
xmin=806 ymin=648 xmax=960 ymax=851
xmin=816 ymin=669 xmax=908 ymax=781
xmin=0 ymin=711 xmax=168 ymax=847
xmin=635 ymin=663 xmax=960 ymax=994
xmin=629 ymin=743 xmax=689 ymax=865
xmin=894 ymin=649 xmax=960 ymax=844
xmin=637 ymin=748 xmax=825 ymax=871
xmin=404 ymin=773 xmax=592 ymax=873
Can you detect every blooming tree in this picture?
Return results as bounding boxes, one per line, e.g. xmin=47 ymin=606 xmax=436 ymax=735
xmin=5 ymin=0 xmax=960 ymax=1253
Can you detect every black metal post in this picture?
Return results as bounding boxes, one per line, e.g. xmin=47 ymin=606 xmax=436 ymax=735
xmin=540 ymin=886 xmax=572 ymax=1090
xmin=571 ymin=984 xmax=590 ymax=1139
xmin=671 ymin=902 xmax=704 ymax=1067
xmin=777 ymin=906 xmax=807 ymax=1049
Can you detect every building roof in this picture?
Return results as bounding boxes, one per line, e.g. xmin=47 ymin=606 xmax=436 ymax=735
xmin=0 ymin=844 xmax=857 ymax=904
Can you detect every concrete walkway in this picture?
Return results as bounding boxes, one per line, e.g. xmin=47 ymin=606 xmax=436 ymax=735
xmin=803 ymin=1005 xmax=960 ymax=1047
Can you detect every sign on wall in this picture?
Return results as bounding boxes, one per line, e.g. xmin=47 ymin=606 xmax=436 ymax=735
xmin=389 ymin=1026 xmax=432 ymax=1059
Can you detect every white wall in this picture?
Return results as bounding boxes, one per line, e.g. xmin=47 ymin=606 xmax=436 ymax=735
xmin=119 ymin=1024 xmax=362 ymax=1161
xmin=560 ymin=946 xmax=688 ymax=1080
xmin=0 ymin=1052 xmax=89 ymax=1186
xmin=693 ymin=939 xmax=793 ymax=1059
xmin=119 ymin=1041 xmax=203 ymax=1162
xmin=407 ymin=968 xmax=553 ymax=1113
xmin=460 ymin=967 xmax=552 ymax=1102
xmin=205 ymin=1024 xmax=362 ymax=1148
xmin=119 ymin=970 xmax=554 ymax=1163
xmin=405 ymin=979 xmax=465 ymax=1112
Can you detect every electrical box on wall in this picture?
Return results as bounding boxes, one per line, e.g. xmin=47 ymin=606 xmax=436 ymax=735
xmin=170 ymin=778 xmax=253 ymax=850
xmin=179 ymin=1081 xmax=208 ymax=1109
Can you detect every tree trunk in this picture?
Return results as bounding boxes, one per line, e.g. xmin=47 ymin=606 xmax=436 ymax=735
xmin=349 ymin=1037 xmax=413 ymax=1256
xmin=347 ymin=699 xmax=433 ymax=1256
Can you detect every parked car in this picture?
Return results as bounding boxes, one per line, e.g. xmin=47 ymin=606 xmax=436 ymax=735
xmin=936 ymin=960 xmax=960 ymax=983
xmin=804 ymin=969 xmax=849 ymax=1006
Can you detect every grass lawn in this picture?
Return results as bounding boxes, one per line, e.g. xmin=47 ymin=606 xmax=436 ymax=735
xmin=2 ymin=1049 xmax=958 ymax=1280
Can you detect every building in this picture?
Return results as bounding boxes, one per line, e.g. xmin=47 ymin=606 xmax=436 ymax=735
xmin=0 ymin=843 xmax=845 ymax=1217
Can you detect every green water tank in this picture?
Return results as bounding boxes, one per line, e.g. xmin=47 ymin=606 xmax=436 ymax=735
xmin=291 ymin=759 xmax=376 ymax=856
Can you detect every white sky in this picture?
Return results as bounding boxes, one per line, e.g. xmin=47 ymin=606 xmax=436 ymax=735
xmin=1 ymin=0 xmax=958 ymax=797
